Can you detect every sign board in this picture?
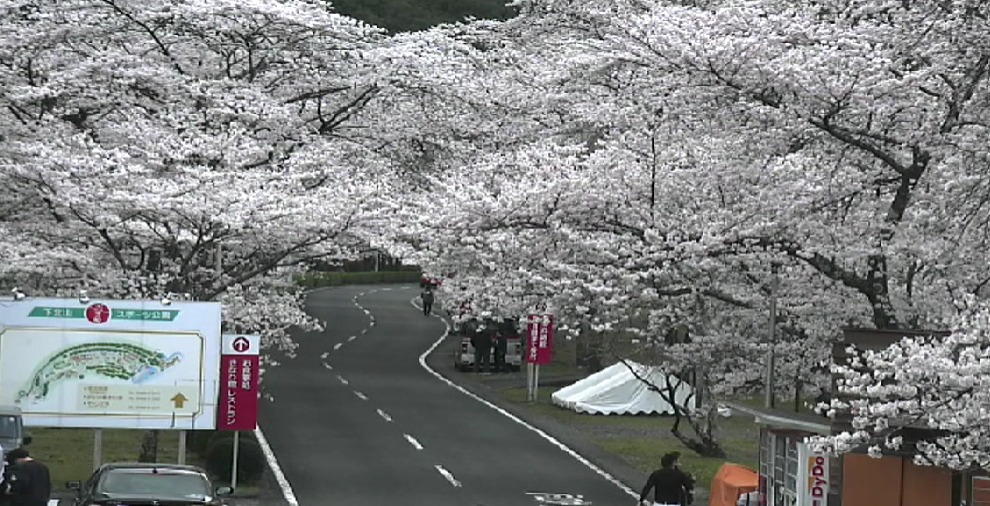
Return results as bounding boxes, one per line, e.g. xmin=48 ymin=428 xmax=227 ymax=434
xmin=0 ymin=298 xmax=221 ymax=429
xmin=525 ymin=313 xmax=554 ymax=365
xmin=797 ymin=443 xmax=829 ymax=506
xmin=217 ymin=334 xmax=260 ymax=431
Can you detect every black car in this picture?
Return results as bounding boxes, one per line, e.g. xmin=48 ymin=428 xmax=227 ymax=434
xmin=67 ymin=462 xmax=233 ymax=506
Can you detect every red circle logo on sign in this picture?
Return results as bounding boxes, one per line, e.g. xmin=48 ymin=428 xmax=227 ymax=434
xmin=232 ymin=337 xmax=251 ymax=353
xmin=86 ymin=304 xmax=111 ymax=324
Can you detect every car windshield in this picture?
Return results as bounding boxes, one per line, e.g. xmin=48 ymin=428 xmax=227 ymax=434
xmin=99 ymin=470 xmax=211 ymax=499
xmin=0 ymin=416 xmax=19 ymax=438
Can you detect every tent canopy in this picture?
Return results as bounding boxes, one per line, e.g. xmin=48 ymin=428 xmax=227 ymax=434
xmin=550 ymin=361 xmax=695 ymax=415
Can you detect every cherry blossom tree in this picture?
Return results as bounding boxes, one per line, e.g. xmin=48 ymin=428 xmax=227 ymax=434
xmin=812 ymin=297 xmax=990 ymax=470
xmin=383 ymin=0 xmax=990 ymax=459
xmin=0 ymin=0 xmax=442 ymax=459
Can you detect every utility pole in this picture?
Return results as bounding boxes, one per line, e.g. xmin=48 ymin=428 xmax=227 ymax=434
xmin=764 ymin=263 xmax=779 ymax=409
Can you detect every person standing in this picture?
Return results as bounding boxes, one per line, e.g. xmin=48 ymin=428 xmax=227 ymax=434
xmin=420 ymin=287 xmax=435 ymax=316
xmin=638 ymin=452 xmax=694 ymax=506
xmin=494 ymin=331 xmax=508 ymax=373
xmin=4 ymin=448 xmax=50 ymax=506
xmin=0 ymin=441 xmax=6 ymax=506
xmin=471 ymin=328 xmax=493 ymax=374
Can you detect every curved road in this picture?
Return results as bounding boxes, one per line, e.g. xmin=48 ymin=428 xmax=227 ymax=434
xmin=259 ymin=285 xmax=636 ymax=506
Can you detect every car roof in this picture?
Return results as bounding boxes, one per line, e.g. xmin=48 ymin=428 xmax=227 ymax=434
xmin=99 ymin=463 xmax=207 ymax=474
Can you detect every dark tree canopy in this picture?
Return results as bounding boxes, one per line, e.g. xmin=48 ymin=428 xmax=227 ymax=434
xmin=328 ymin=0 xmax=515 ymax=33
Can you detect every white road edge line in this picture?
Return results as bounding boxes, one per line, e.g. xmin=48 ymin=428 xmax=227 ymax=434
xmin=434 ymin=465 xmax=462 ymax=487
xmin=255 ymin=427 xmax=301 ymax=506
xmin=404 ymin=433 xmax=424 ymax=450
xmin=377 ymin=408 xmax=393 ymax=422
xmin=337 ymin=375 xmax=349 ymax=385
xmin=354 ymin=391 xmax=368 ymax=401
xmin=256 ymin=284 xmax=360 ymax=506
xmin=410 ymin=298 xmax=639 ymax=499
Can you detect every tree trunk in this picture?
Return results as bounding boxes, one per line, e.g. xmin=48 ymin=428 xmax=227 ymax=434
xmin=138 ymin=430 xmax=159 ymax=462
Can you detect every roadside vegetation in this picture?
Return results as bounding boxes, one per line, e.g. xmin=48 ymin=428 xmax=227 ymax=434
xmin=29 ymin=428 xmax=266 ymax=495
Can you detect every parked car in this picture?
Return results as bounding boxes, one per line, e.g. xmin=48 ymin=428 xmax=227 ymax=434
xmin=420 ymin=275 xmax=443 ymax=288
xmin=0 ymin=405 xmax=31 ymax=460
xmin=67 ymin=463 xmax=232 ymax=506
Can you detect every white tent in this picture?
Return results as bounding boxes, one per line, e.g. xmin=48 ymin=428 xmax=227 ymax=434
xmin=551 ymin=361 xmax=695 ymax=415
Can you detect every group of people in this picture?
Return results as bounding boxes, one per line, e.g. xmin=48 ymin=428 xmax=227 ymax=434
xmin=638 ymin=451 xmax=696 ymax=506
xmin=0 ymin=444 xmax=51 ymax=506
xmin=469 ymin=327 xmax=511 ymax=373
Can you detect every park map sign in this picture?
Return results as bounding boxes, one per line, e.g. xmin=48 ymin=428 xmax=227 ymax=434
xmin=0 ymin=298 xmax=221 ymax=429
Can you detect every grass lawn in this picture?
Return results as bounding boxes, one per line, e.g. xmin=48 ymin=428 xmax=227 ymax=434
xmin=24 ymin=428 xmax=260 ymax=496
xmin=498 ymin=386 xmax=760 ymax=490
xmin=27 ymin=428 xmax=182 ymax=489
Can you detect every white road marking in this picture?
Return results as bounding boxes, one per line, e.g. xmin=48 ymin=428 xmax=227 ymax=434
xmin=404 ymin=433 xmax=424 ymax=450
xmin=348 ymin=335 xmax=357 ymax=342
xmin=410 ymin=297 xmax=638 ymax=499
xmin=361 ymin=328 xmax=368 ymax=335
xmin=320 ymin=351 xmax=329 ymax=359
xmin=255 ymin=427 xmax=300 ymax=506
xmin=253 ymin=284 xmax=351 ymax=506
xmin=322 ymin=362 xmax=333 ymax=370
xmin=377 ymin=408 xmax=393 ymax=422
xmin=48 ymin=501 xmax=59 ymax=506
xmin=368 ymin=320 xmax=376 ymax=327
xmin=354 ymin=391 xmax=368 ymax=401
xmin=333 ymin=342 xmax=343 ymax=350
xmin=336 ymin=375 xmax=349 ymax=385
xmin=435 ymin=465 xmax=461 ymax=487
xmin=362 ymin=308 xmax=371 ymax=315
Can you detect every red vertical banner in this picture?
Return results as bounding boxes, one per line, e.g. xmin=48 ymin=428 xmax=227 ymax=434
xmin=525 ymin=313 xmax=554 ymax=365
xmin=218 ymin=334 xmax=261 ymax=431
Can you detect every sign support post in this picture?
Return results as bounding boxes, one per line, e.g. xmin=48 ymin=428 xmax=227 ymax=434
xmin=178 ymin=430 xmax=187 ymax=464
xmin=93 ymin=429 xmax=102 ymax=471
xmin=231 ymin=431 xmax=240 ymax=490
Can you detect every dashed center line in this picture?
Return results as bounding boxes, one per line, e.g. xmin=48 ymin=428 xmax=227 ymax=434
xmin=354 ymin=391 xmax=368 ymax=401
xmin=322 ymin=363 xmax=333 ymax=370
xmin=404 ymin=434 xmax=423 ymax=450
xmin=336 ymin=375 xmax=349 ymax=385
xmin=377 ymin=409 xmax=392 ymax=422
xmin=348 ymin=335 xmax=357 ymax=342
xmin=333 ymin=342 xmax=343 ymax=350
xmin=435 ymin=465 xmax=462 ymax=487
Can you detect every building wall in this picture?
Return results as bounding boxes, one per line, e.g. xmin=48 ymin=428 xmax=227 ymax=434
xmin=841 ymin=454 xmax=952 ymax=506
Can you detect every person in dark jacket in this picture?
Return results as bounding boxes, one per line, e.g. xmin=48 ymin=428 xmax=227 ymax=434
xmin=420 ymin=288 xmax=435 ymax=316
xmin=494 ymin=331 xmax=508 ymax=373
xmin=3 ymin=448 xmax=50 ymax=506
xmin=638 ymin=452 xmax=694 ymax=506
xmin=471 ymin=328 xmax=493 ymax=373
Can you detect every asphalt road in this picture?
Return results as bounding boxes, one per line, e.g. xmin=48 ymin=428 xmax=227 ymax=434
xmin=259 ymin=285 xmax=638 ymax=506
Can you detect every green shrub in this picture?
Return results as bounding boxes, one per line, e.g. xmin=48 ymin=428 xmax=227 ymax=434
xmin=189 ymin=430 xmax=257 ymax=457
xmin=203 ymin=437 xmax=265 ymax=485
